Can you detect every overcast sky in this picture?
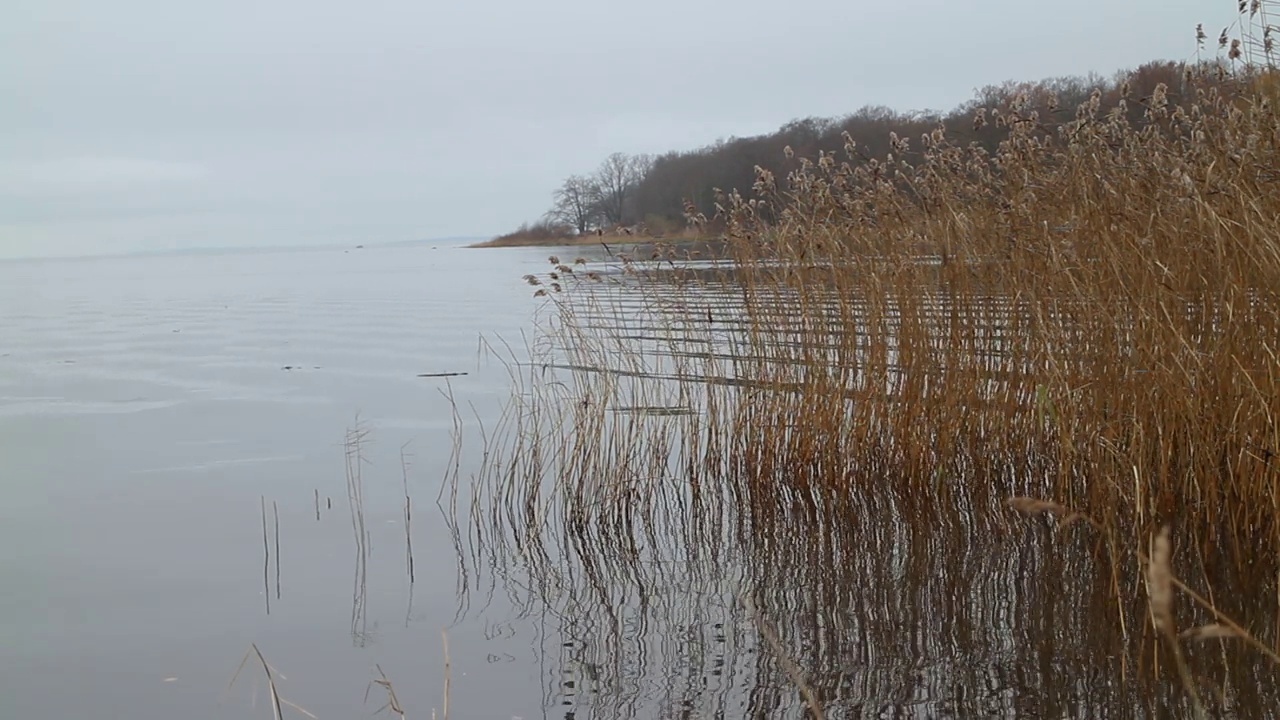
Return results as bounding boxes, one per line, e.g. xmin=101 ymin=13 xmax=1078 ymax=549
xmin=0 ymin=0 xmax=1228 ymax=259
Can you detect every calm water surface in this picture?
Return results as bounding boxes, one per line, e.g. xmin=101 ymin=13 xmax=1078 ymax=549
xmin=1 ymin=243 xmax=559 ymax=719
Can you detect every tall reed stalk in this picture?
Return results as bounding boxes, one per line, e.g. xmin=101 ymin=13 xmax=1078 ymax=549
xmin=345 ymin=419 xmax=371 ymax=646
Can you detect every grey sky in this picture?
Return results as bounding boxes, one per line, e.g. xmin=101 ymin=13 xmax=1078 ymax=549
xmin=1 ymin=0 xmax=1225 ymax=259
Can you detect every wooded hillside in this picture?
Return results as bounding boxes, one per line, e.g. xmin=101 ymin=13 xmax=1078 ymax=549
xmin=511 ymin=60 xmax=1200 ymax=241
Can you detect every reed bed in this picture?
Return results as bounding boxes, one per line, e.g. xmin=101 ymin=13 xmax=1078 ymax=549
xmin=449 ymin=42 xmax=1280 ymax=718
xmin=707 ymin=80 xmax=1280 ymax=559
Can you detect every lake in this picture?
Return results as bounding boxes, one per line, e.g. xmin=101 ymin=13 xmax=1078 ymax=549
xmin=0 ymin=242 xmax=559 ymax=719
xmin=3 ymin=241 xmax=1275 ymax=719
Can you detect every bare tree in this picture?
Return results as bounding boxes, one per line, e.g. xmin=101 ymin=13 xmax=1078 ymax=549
xmin=591 ymin=152 xmax=653 ymax=227
xmin=546 ymin=175 xmax=600 ymax=235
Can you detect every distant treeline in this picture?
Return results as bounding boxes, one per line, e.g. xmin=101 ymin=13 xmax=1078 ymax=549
xmin=521 ymin=60 xmax=1204 ymax=240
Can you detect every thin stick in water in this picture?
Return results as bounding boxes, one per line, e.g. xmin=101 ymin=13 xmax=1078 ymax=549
xmin=442 ymin=629 xmax=451 ymax=720
xmin=226 ymin=643 xmax=316 ymax=720
xmin=261 ymin=496 xmax=271 ymax=616
xmin=366 ymin=664 xmax=407 ymax=719
xmin=742 ymin=593 xmax=825 ymax=720
xmin=401 ymin=442 xmax=415 ymax=585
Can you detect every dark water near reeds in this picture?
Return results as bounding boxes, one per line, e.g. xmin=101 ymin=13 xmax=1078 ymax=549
xmin=2 ymin=243 xmax=1275 ymax=719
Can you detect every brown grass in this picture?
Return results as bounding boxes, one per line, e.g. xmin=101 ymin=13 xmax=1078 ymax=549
xmin=703 ymin=66 xmax=1280 ymax=559
xmin=495 ymin=64 xmax=1280 ymax=547
xmin=451 ymin=49 xmax=1280 ymax=717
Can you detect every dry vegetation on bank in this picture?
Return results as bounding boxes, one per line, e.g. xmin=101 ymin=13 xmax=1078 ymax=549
xmin=469 ymin=220 xmax=577 ymax=247
xmin=469 ymin=219 xmax=711 ymax=248
xmin=456 ymin=18 xmax=1280 ymax=716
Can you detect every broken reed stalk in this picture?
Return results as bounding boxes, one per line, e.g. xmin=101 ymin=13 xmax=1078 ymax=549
xmin=345 ymin=419 xmax=371 ymax=645
xmin=366 ymin=664 xmax=407 ymax=719
xmin=226 ymin=644 xmax=316 ymax=720
xmin=261 ymin=495 xmax=271 ymax=616
xmin=442 ymin=629 xmax=452 ymax=720
xmin=401 ymin=443 xmax=415 ymax=585
xmin=1146 ymin=526 xmax=1205 ymax=718
xmin=436 ymin=378 xmax=473 ymax=623
xmin=1137 ymin=547 xmax=1280 ymax=666
xmin=742 ymin=594 xmax=827 ymax=720
xmin=253 ymin=644 xmax=284 ymax=720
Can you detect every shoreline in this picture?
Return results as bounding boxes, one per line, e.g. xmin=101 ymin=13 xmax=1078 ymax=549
xmin=468 ymin=231 xmax=715 ymax=249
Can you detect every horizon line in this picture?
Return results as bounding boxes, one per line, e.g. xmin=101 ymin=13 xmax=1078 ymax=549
xmin=0 ymin=235 xmax=491 ymax=264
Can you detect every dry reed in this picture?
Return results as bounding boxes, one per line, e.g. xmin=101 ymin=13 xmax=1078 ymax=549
xmin=441 ymin=629 xmax=452 ymax=720
xmin=345 ymin=418 xmax=372 ymax=646
xmin=401 ymin=442 xmax=416 ymax=585
xmin=226 ymin=644 xmax=316 ymax=720
xmin=742 ymin=594 xmax=826 ymax=720
xmin=260 ymin=496 xmax=271 ymax=616
xmin=366 ymin=664 xmax=408 ymax=719
xmin=458 ymin=25 xmax=1280 ymax=717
